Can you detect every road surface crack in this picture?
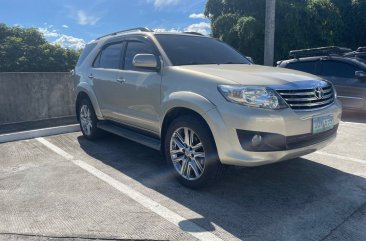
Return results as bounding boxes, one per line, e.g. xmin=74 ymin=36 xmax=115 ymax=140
xmin=319 ymin=201 xmax=366 ymax=241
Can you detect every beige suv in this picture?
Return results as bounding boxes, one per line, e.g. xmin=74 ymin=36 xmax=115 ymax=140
xmin=74 ymin=28 xmax=342 ymax=188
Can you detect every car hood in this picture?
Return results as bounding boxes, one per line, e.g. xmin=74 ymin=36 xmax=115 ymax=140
xmin=177 ymin=64 xmax=324 ymax=89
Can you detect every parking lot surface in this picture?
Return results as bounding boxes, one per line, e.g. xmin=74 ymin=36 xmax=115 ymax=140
xmin=0 ymin=117 xmax=366 ymax=241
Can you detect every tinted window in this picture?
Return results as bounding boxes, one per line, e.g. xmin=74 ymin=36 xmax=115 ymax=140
xmin=77 ymin=43 xmax=97 ymax=67
xmin=124 ymin=41 xmax=155 ymax=71
xmin=355 ymin=57 xmax=366 ymax=65
xmin=155 ymin=34 xmax=250 ymax=66
xmin=286 ymin=61 xmax=317 ymax=74
xmin=320 ymin=60 xmax=359 ymax=78
xmin=95 ymin=43 xmax=123 ymax=69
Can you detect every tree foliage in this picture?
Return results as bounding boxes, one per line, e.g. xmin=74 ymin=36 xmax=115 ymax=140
xmin=0 ymin=23 xmax=81 ymax=72
xmin=205 ymin=0 xmax=366 ymax=64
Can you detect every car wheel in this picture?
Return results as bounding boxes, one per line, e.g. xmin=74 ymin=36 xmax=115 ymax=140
xmin=78 ymin=98 xmax=101 ymax=140
xmin=164 ymin=115 xmax=224 ymax=189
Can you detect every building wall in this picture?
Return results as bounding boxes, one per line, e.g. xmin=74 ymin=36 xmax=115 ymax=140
xmin=0 ymin=73 xmax=75 ymax=125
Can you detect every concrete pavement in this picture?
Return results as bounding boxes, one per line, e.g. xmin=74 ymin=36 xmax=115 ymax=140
xmin=0 ymin=120 xmax=365 ymax=241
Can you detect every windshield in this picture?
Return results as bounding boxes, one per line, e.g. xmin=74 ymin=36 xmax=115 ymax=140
xmin=155 ymin=34 xmax=251 ymax=66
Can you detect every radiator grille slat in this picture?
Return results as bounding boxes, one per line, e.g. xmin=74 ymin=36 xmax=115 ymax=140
xmin=276 ymin=84 xmax=335 ymax=110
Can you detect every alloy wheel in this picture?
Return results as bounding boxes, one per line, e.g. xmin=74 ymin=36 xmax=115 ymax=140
xmin=169 ymin=127 xmax=206 ymax=180
xmin=80 ymin=104 xmax=93 ymax=136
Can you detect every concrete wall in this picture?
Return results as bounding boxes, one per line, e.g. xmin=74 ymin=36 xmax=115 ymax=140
xmin=0 ymin=73 xmax=75 ymax=125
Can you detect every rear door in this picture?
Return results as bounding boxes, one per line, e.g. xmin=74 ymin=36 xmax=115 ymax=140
xmin=91 ymin=42 xmax=125 ymax=118
xmin=318 ymin=60 xmax=366 ymax=110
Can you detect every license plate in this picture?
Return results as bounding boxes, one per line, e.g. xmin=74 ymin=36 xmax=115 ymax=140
xmin=313 ymin=115 xmax=334 ymax=134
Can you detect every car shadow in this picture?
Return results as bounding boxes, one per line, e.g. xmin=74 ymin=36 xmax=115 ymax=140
xmin=77 ymin=134 xmax=366 ymax=241
xmin=342 ymin=111 xmax=366 ymax=124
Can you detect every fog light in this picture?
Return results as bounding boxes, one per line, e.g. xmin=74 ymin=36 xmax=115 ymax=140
xmin=252 ymin=134 xmax=262 ymax=146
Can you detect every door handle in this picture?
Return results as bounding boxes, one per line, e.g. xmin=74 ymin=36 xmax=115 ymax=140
xmin=116 ymin=77 xmax=126 ymax=84
xmin=88 ymin=74 xmax=94 ymax=80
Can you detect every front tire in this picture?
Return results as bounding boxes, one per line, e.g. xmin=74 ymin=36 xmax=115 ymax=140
xmin=164 ymin=115 xmax=224 ymax=189
xmin=78 ymin=98 xmax=101 ymax=140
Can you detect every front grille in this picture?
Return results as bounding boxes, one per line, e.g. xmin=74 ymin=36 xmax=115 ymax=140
xmin=276 ymin=83 xmax=335 ymax=110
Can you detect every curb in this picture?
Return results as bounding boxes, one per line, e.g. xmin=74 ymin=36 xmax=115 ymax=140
xmin=0 ymin=124 xmax=80 ymax=143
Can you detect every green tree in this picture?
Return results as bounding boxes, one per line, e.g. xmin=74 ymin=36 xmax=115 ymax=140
xmin=205 ymin=0 xmax=366 ymax=64
xmin=0 ymin=23 xmax=81 ymax=72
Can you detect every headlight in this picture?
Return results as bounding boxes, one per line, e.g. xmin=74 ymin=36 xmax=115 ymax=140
xmin=218 ymin=85 xmax=288 ymax=109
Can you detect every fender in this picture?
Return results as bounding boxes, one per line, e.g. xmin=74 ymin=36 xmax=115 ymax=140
xmin=75 ymin=83 xmax=104 ymax=120
xmin=161 ymin=91 xmax=216 ymax=126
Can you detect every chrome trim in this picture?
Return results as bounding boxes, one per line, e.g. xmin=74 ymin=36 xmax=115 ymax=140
xmin=288 ymin=98 xmax=334 ymax=107
xmin=284 ymin=93 xmax=333 ymax=102
xmin=294 ymin=103 xmax=336 ymax=112
xmin=278 ymin=88 xmax=332 ymax=96
xmin=337 ymin=95 xmax=364 ymax=100
xmin=275 ymin=82 xmax=335 ymax=110
xmin=270 ymin=79 xmax=329 ymax=90
xmin=324 ymin=88 xmax=332 ymax=93
xmin=278 ymin=91 xmax=317 ymax=96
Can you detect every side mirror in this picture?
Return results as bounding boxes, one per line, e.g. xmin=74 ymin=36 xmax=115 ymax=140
xmin=355 ymin=71 xmax=366 ymax=80
xmin=133 ymin=54 xmax=158 ymax=69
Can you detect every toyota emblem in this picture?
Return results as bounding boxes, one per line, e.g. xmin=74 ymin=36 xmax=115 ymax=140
xmin=314 ymin=86 xmax=324 ymax=99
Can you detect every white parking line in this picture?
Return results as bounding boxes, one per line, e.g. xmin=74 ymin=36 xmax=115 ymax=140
xmin=315 ymin=151 xmax=366 ymax=164
xmin=341 ymin=121 xmax=366 ymax=126
xmin=36 ymin=137 xmax=224 ymax=241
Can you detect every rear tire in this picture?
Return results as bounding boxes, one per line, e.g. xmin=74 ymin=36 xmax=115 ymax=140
xmin=78 ymin=98 xmax=102 ymax=140
xmin=164 ymin=115 xmax=224 ymax=189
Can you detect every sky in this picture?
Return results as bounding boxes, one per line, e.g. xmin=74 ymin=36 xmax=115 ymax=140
xmin=0 ymin=0 xmax=210 ymax=49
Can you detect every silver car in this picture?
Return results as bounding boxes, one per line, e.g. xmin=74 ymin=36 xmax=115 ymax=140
xmin=74 ymin=28 xmax=342 ymax=188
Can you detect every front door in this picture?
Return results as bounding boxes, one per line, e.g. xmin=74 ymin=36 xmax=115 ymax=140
xmin=113 ymin=38 xmax=162 ymax=134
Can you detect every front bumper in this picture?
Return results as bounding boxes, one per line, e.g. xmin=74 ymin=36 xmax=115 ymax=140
xmin=204 ymin=100 xmax=342 ymax=166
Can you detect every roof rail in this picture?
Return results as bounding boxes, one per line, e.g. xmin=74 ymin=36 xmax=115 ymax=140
xmin=96 ymin=27 xmax=153 ymax=40
xmin=289 ymin=46 xmax=352 ymax=58
xmin=183 ymin=31 xmax=204 ymax=36
xmin=357 ymin=47 xmax=366 ymax=52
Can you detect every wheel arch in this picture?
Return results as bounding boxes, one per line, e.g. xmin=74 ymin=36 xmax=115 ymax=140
xmin=160 ymin=91 xmax=219 ymax=152
xmin=75 ymin=91 xmax=89 ymax=121
xmin=161 ymin=107 xmax=218 ymax=152
xmin=75 ymin=84 xmax=103 ymax=120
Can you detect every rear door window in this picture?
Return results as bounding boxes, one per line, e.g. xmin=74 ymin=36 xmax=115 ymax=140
xmin=94 ymin=42 xmax=124 ymax=69
xmin=319 ymin=60 xmax=359 ymax=78
xmin=77 ymin=43 xmax=97 ymax=67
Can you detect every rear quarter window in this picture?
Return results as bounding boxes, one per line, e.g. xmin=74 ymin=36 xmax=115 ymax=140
xmin=76 ymin=43 xmax=97 ymax=67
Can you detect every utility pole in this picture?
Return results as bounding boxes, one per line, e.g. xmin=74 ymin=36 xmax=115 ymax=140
xmin=264 ymin=0 xmax=276 ymax=66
